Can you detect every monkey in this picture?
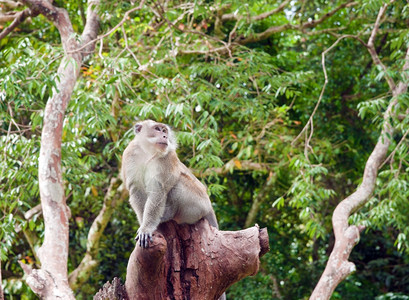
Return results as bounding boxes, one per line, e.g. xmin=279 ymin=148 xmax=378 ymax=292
xmin=121 ymin=120 xmax=219 ymax=249
xmin=122 ymin=120 xmax=227 ymax=300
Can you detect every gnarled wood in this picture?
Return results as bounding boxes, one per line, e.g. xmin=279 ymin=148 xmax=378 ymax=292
xmin=95 ymin=220 xmax=269 ymax=299
xmin=125 ymin=220 xmax=269 ymax=299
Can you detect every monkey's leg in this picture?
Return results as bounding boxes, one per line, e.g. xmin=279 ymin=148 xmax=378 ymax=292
xmin=160 ymin=204 xmax=177 ymax=223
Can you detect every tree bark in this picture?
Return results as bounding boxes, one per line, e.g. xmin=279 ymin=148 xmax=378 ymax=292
xmin=96 ymin=220 xmax=269 ymax=299
xmin=17 ymin=0 xmax=100 ymax=298
xmin=310 ymin=1 xmax=408 ymax=298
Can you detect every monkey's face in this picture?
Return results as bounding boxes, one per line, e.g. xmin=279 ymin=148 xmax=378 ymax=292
xmin=148 ymin=123 xmax=169 ymax=152
xmin=134 ymin=120 xmax=177 ymax=156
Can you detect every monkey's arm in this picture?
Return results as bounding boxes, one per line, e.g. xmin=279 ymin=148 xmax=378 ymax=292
xmin=136 ymin=181 xmax=168 ymax=248
xmin=128 ymin=188 xmax=147 ymax=225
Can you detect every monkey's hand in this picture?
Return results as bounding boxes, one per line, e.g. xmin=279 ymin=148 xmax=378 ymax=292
xmin=135 ymin=227 xmax=154 ymax=248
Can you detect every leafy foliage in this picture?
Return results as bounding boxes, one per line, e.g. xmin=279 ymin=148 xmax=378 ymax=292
xmin=1 ymin=0 xmax=409 ymax=299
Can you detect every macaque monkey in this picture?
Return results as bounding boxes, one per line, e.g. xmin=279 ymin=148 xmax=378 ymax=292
xmin=121 ymin=120 xmax=219 ymax=248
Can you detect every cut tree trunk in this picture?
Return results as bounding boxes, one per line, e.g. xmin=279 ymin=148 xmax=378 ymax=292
xmin=95 ymin=219 xmax=269 ymax=299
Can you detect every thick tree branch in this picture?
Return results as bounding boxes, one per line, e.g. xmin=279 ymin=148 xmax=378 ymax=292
xmin=81 ymin=0 xmax=99 ymax=52
xmin=69 ymin=178 xmax=128 ymax=290
xmin=0 ymin=8 xmax=34 ymax=40
xmin=1 ymin=0 xmax=22 ymax=10
xmin=236 ymin=1 xmax=356 ymax=45
xmin=245 ymin=175 xmax=274 ymax=228
xmin=237 ymin=24 xmax=293 ymax=45
xmin=310 ymin=3 xmax=408 ymax=299
xmin=18 ymin=0 xmax=100 ymax=298
xmin=193 ymin=159 xmax=269 ymax=177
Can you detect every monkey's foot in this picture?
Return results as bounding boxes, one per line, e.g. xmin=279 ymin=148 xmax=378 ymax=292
xmin=135 ymin=229 xmax=153 ymax=248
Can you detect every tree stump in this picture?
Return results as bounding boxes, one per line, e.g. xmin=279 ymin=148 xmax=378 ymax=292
xmin=124 ymin=219 xmax=269 ymax=299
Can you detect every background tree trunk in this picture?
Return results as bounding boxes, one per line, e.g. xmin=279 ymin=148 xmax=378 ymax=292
xmin=17 ymin=0 xmax=100 ymax=298
xmin=310 ymin=1 xmax=409 ymax=298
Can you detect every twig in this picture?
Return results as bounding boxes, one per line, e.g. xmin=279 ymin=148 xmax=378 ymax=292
xmin=301 ymin=1 xmax=357 ymax=29
xmin=121 ymin=24 xmax=142 ymax=67
xmin=68 ymin=177 xmax=128 ymax=290
xmin=292 ymin=34 xmax=359 ymax=147
xmin=380 ymin=128 xmax=409 ymax=169
xmin=98 ymin=37 xmax=103 ymax=60
xmin=366 ymin=0 xmax=396 ymax=91
xmin=305 ymin=27 xmax=347 ymax=37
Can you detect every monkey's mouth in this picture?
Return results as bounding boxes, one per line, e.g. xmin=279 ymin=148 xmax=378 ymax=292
xmin=157 ymin=142 xmax=168 ymax=146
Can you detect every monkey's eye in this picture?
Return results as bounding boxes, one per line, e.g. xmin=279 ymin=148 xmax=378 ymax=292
xmin=155 ymin=126 xmax=161 ymax=132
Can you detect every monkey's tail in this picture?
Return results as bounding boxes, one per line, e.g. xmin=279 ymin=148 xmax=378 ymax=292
xmin=204 ymin=211 xmax=219 ymax=229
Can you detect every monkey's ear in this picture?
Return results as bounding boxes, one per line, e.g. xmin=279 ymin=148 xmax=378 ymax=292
xmin=134 ymin=124 xmax=143 ymax=134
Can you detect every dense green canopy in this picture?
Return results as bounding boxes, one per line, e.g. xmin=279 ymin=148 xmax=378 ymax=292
xmin=1 ymin=0 xmax=409 ymax=299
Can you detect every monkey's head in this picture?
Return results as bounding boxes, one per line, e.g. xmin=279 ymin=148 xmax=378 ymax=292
xmin=134 ymin=120 xmax=177 ymax=155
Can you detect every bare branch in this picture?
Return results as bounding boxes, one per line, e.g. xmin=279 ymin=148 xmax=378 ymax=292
xmin=237 ymin=23 xmax=293 ymax=45
xmin=0 ymin=12 xmax=18 ymax=23
xmin=24 ymin=203 xmax=42 ymax=220
xmin=253 ymin=0 xmax=291 ymax=21
xmin=0 ymin=8 xmax=34 ymax=40
xmin=301 ymin=1 xmax=357 ymax=29
xmin=22 ymin=0 xmax=79 ymax=53
xmin=178 ymin=45 xmax=231 ymax=56
xmin=81 ymin=0 xmax=100 ymax=52
xmin=305 ymin=26 xmax=347 ymax=37
xmin=193 ymin=159 xmax=269 ymax=177
xmin=310 ymin=79 xmax=403 ymax=300
xmin=380 ymin=128 xmax=409 ymax=169
xmin=310 ymin=3 xmax=408 ymax=298
xmin=237 ymin=1 xmax=357 ymax=45
xmin=0 ymin=0 xmax=22 ymax=10
xmin=292 ymin=34 xmax=361 ymax=147
xmin=367 ymin=0 xmax=396 ymax=91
